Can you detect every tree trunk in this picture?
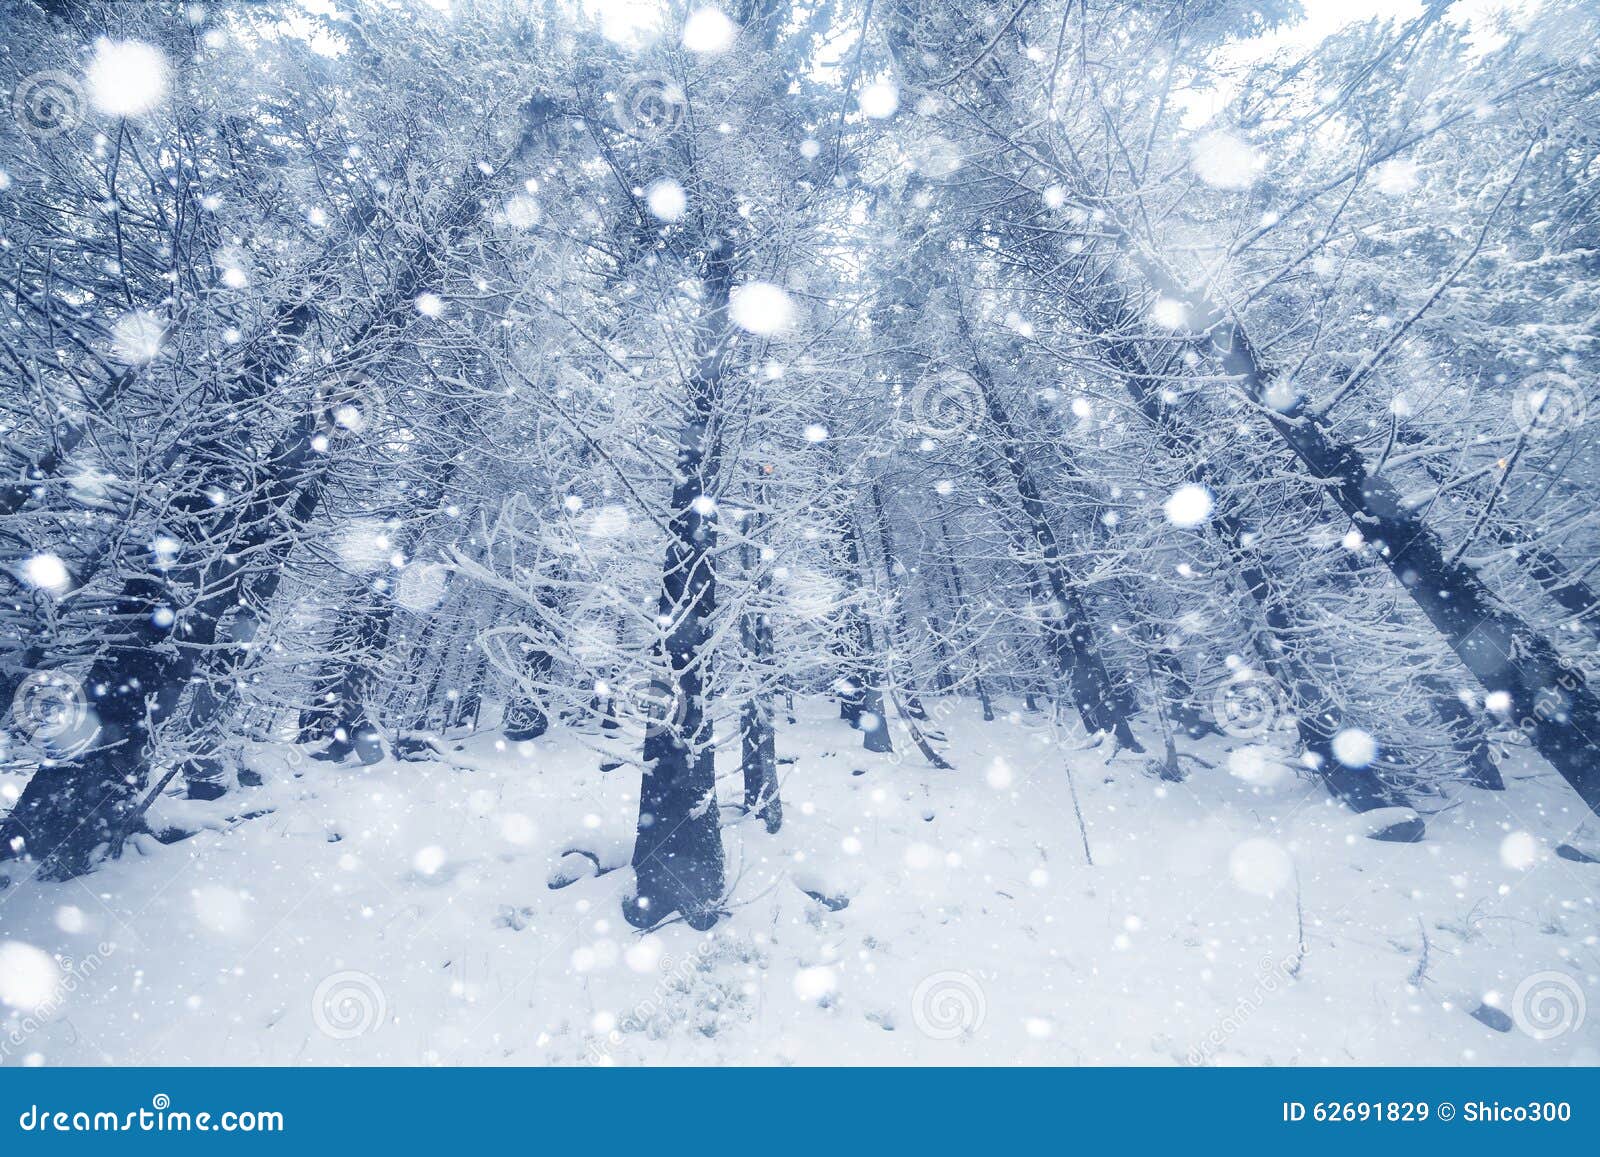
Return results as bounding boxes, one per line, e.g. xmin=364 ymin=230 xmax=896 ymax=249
xmin=0 ymin=416 xmax=327 ymax=879
xmin=963 ymin=349 xmax=1144 ymax=753
xmin=624 ymin=248 xmax=733 ymax=932
xmin=739 ymin=498 xmax=781 ymax=832
xmin=503 ymin=645 xmax=554 ymax=741
xmin=1200 ymin=319 xmax=1600 ymax=814
xmin=0 ymin=104 xmax=560 ymax=879
xmin=838 ymin=512 xmax=894 ymax=755
xmin=933 ymin=515 xmax=994 ymax=720
xmin=869 ymin=478 xmax=932 ymax=723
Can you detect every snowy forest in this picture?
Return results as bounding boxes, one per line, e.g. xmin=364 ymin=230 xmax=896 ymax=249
xmin=0 ymin=0 xmax=1597 ymax=1067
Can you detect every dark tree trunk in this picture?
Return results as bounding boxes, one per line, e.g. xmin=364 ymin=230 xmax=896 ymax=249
xmin=0 ymin=418 xmax=327 ymax=879
xmin=1151 ymin=648 xmax=1221 ymax=741
xmin=177 ymin=683 xmax=236 ymax=801
xmin=408 ymin=617 xmax=453 ymax=734
xmin=964 ymin=350 xmax=1143 ymax=753
xmin=738 ymin=502 xmax=781 ymax=833
xmin=314 ymin=597 xmax=394 ymax=766
xmin=624 ymin=249 xmax=733 ymax=932
xmin=453 ymin=658 xmax=487 ymax=732
xmin=740 ymin=692 xmax=781 ymax=833
xmin=832 ymin=625 xmax=867 ymax=726
xmin=1202 ymin=321 xmax=1600 ymax=815
xmin=1110 ymin=353 xmax=1409 ymax=819
xmin=626 ymin=459 xmax=725 ymax=929
xmin=837 ymin=512 xmax=894 ymax=755
xmin=931 ymin=517 xmax=994 ymax=720
xmin=298 ymin=603 xmax=362 ymax=745
xmin=925 ymin=611 xmax=958 ymax=695
xmin=869 ymin=478 xmax=932 ymax=723
xmin=297 ymin=683 xmax=341 ymax=744
xmin=503 ymin=645 xmax=554 ymax=742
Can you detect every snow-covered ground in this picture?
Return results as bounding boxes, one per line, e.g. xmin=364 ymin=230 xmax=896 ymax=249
xmin=1 ymin=697 xmax=1596 ymax=1066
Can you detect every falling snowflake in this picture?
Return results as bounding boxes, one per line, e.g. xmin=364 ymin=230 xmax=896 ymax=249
xmin=0 ymin=942 xmax=60 ymax=1011
xmin=19 ymin=553 xmax=71 ymax=595
xmin=1149 ymin=297 xmax=1189 ymax=329
xmin=682 ymin=8 xmax=735 ymax=54
xmin=645 ymin=178 xmax=686 ymax=222
xmin=1190 ymin=129 xmax=1265 ymax=190
xmin=413 ymin=846 xmax=448 ymax=876
xmin=111 ymin=310 xmax=165 ymax=365
xmin=1373 ymin=157 xmax=1419 ymax=196
xmin=86 ymin=40 xmax=169 ymax=117
xmin=1331 ymin=727 xmax=1377 ymax=768
xmin=729 ymin=282 xmax=795 ymax=335
xmin=334 ymin=519 xmax=392 ymax=572
xmin=793 ymin=966 xmax=837 ymax=1002
xmin=1163 ymin=484 xmax=1214 ymax=528
xmin=1228 ymin=837 xmax=1294 ymax=896
xmin=859 ymin=82 xmax=899 ymax=119
xmin=588 ymin=504 xmax=631 ymax=537
xmin=1498 ymin=831 xmax=1540 ymax=870
xmin=396 ymin=562 xmax=450 ymax=612
xmin=502 ymin=194 xmax=541 ymax=229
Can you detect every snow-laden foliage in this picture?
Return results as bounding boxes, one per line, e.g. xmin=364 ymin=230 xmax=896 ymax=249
xmin=0 ymin=0 xmax=1595 ymax=1065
